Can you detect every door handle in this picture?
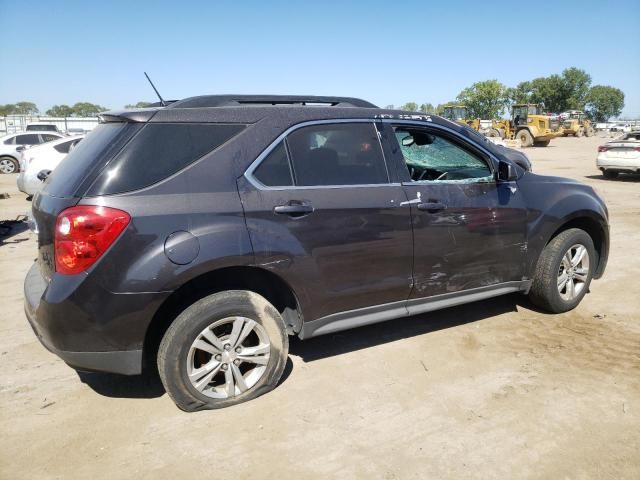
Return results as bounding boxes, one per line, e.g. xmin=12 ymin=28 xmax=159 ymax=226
xmin=273 ymin=203 xmax=314 ymax=216
xmin=417 ymin=202 xmax=446 ymax=212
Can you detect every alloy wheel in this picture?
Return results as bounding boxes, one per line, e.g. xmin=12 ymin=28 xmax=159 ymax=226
xmin=186 ymin=316 xmax=271 ymax=399
xmin=0 ymin=158 xmax=16 ymax=174
xmin=557 ymin=243 xmax=590 ymax=301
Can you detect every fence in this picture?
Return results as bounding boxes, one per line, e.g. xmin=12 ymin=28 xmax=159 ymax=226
xmin=0 ymin=115 xmax=100 ymax=135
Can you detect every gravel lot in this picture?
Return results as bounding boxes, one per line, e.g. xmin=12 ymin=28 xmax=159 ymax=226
xmin=1 ymin=135 xmax=638 ymax=479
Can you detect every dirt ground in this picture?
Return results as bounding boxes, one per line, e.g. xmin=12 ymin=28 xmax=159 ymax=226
xmin=0 ymin=135 xmax=638 ymax=479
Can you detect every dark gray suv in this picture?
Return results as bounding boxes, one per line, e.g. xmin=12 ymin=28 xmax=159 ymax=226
xmin=24 ymin=95 xmax=609 ymax=411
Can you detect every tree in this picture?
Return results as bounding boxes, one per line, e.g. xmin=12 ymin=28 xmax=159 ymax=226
xmin=585 ymin=85 xmax=625 ymax=122
xmin=561 ymin=67 xmax=591 ymax=110
xmin=46 ymin=105 xmax=75 ymax=117
xmin=507 ymin=81 xmax=533 ymax=104
xmin=528 ymin=75 xmax=566 ymax=112
xmin=400 ymin=102 xmax=418 ymax=112
xmin=456 ymin=80 xmax=509 ymax=119
xmin=13 ymin=101 xmax=39 ymax=115
xmin=419 ymin=103 xmax=436 ymax=114
xmin=0 ymin=104 xmax=16 ymax=116
xmin=124 ymin=101 xmax=153 ymax=109
xmin=384 ymin=104 xmax=395 ymax=110
xmin=71 ymin=102 xmax=108 ymax=117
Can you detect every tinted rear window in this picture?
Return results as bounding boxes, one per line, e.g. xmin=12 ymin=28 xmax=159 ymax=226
xmin=44 ymin=123 xmax=135 ymax=198
xmin=88 ymin=123 xmax=245 ymax=195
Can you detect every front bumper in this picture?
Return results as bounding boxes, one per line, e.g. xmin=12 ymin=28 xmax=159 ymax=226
xmin=23 ymin=262 xmax=168 ymax=375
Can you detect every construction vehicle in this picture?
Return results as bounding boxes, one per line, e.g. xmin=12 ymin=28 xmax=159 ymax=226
xmin=561 ymin=110 xmax=595 ymax=137
xmin=442 ymin=105 xmax=481 ymax=131
xmin=487 ymin=104 xmax=561 ymax=147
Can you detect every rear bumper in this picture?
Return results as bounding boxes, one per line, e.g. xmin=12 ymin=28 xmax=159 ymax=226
xmin=24 ymin=262 xmax=169 ymax=375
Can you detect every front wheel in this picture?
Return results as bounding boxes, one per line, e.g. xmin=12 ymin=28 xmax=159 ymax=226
xmin=517 ymin=129 xmax=534 ymax=147
xmin=0 ymin=156 xmax=18 ymax=174
xmin=158 ymin=290 xmax=289 ymax=411
xmin=529 ymin=228 xmax=596 ymax=313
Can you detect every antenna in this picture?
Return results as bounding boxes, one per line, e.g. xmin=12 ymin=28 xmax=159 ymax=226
xmin=144 ymin=72 xmax=166 ymax=107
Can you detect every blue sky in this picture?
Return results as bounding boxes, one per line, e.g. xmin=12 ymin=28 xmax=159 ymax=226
xmin=1 ymin=0 xmax=639 ymax=117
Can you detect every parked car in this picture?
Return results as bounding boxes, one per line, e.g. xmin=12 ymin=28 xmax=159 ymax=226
xmin=0 ymin=132 xmax=65 ymax=174
xmin=26 ymin=122 xmax=63 ymax=133
xmin=16 ymin=135 xmax=83 ymax=196
xmin=597 ymin=130 xmax=640 ymax=178
xmin=25 ymin=95 xmax=609 ymax=411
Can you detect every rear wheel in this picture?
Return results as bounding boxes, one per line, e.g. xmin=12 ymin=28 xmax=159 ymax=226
xmin=603 ymin=170 xmax=619 ymax=179
xmin=158 ymin=290 xmax=289 ymax=411
xmin=517 ymin=129 xmax=534 ymax=147
xmin=529 ymin=228 xmax=596 ymax=313
xmin=0 ymin=156 xmax=18 ymax=174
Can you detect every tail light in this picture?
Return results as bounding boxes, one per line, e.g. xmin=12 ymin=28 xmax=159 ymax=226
xmin=598 ymin=146 xmax=609 ymax=152
xmin=55 ymin=206 xmax=130 ymax=275
xmin=636 ymin=147 xmax=640 ymax=152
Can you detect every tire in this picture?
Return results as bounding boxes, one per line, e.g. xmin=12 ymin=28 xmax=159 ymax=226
xmin=534 ymin=139 xmax=550 ymax=147
xmin=585 ymin=127 xmax=594 ymax=137
xmin=517 ymin=129 xmax=534 ymax=147
xmin=0 ymin=156 xmax=19 ymax=174
xmin=487 ymin=128 xmax=501 ymax=138
xmin=529 ymin=228 xmax=596 ymax=313
xmin=603 ymin=170 xmax=619 ymax=179
xmin=575 ymin=127 xmax=584 ymax=137
xmin=158 ymin=290 xmax=289 ymax=411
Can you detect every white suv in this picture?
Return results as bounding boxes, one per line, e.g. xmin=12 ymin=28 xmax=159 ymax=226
xmin=0 ymin=132 xmax=65 ymax=174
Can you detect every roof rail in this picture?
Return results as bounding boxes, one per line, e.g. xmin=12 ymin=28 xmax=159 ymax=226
xmin=168 ymin=95 xmax=378 ymax=109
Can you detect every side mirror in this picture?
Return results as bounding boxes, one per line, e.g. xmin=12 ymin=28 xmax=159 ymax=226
xmin=497 ymin=160 xmax=518 ymax=181
xmin=37 ymin=169 xmax=52 ymax=182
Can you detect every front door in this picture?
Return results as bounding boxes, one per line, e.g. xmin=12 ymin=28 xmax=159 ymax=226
xmin=238 ymin=121 xmax=414 ymax=322
xmin=384 ymin=123 xmax=528 ymax=299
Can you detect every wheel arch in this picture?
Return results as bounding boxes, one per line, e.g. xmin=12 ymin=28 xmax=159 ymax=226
xmin=142 ymin=265 xmax=303 ymax=372
xmin=532 ymin=213 xmax=609 ymax=281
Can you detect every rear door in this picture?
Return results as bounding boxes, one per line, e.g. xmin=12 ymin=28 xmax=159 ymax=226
xmin=238 ymin=121 xmax=413 ymax=322
xmin=382 ymin=122 xmax=528 ymax=300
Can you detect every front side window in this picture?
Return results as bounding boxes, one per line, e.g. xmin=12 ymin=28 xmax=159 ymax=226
xmin=15 ymin=134 xmax=41 ymax=145
xmin=286 ymin=123 xmax=388 ymax=186
xmin=394 ymin=127 xmax=492 ymax=182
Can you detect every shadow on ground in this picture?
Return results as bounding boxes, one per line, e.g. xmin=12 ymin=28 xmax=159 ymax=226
xmin=78 ymin=293 xmax=523 ymax=400
xmin=0 ymin=219 xmax=29 ymax=245
xmin=585 ymin=174 xmax=640 ymax=182
xmin=291 ymin=293 xmax=520 ymax=362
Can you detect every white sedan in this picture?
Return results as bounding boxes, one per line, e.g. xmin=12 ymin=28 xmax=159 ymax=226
xmin=0 ymin=131 xmax=65 ymax=174
xmin=596 ymin=131 xmax=640 ymax=178
xmin=16 ymin=135 xmax=83 ymax=196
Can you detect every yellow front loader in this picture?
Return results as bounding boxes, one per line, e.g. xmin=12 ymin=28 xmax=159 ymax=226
xmin=561 ymin=110 xmax=595 ymax=137
xmin=487 ymin=104 xmax=562 ymax=147
xmin=442 ymin=105 xmax=481 ymax=131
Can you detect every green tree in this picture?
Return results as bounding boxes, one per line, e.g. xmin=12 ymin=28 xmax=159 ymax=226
xmin=13 ymin=101 xmax=39 ymax=115
xmin=561 ymin=67 xmax=592 ymax=110
xmin=46 ymin=105 xmax=75 ymax=117
xmin=507 ymin=81 xmax=533 ymax=104
xmin=400 ymin=102 xmax=418 ymax=112
xmin=528 ymin=75 xmax=566 ymax=112
xmin=384 ymin=104 xmax=395 ymax=110
xmin=0 ymin=104 xmax=16 ymax=116
xmin=71 ymin=102 xmax=108 ymax=117
xmin=124 ymin=101 xmax=153 ymax=109
xmin=419 ymin=103 xmax=436 ymax=114
xmin=456 ymin=80 xmax=509 ymax=119
xmin=585 ymin=85 xmax=625 ymax=122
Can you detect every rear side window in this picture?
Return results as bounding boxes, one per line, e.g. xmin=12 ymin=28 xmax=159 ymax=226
xmin=3 ymin=136 xmax=15 ymax=145
xmin=253 ymin=142 xmax=293 ymax=187
xmin=89 ymin=123 xmax=245 ymax=195
xmin=15 ymin=134 xmax=41 ymax=145
xmin=286 ymin=123 xmax=388 ymax=186
xmin=54 ymin=140 xmax=76 ymax=154
xmin=42 ymin=134 xmax=60 ymax=142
